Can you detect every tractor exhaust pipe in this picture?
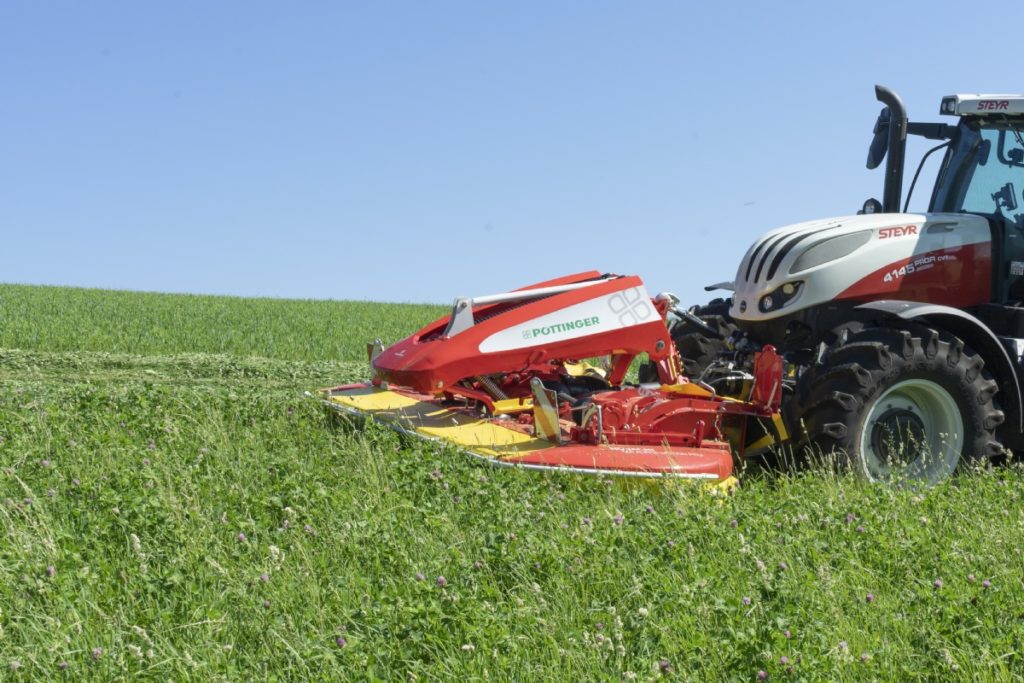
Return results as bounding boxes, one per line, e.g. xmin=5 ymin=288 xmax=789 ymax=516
xmin=875 ymin=85 xmax=908 ymax=213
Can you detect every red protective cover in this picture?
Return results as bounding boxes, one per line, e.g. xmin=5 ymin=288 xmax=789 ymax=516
xmin=373 ymin=272 xmax=671 ymax=393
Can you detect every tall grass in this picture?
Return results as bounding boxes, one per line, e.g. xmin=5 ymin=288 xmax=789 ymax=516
xmin=1 ymin=284 xmax=1023 ymax=680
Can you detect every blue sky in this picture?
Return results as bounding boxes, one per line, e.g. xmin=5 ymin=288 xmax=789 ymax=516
xmin=2 ymin=1 xmax=1020 ymax=305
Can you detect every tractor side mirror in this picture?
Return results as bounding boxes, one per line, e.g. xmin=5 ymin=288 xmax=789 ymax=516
xmin=866 ymin=107 xmax=891 ymax=170
xmin=978 ymin=139 xmax=991 ymax=166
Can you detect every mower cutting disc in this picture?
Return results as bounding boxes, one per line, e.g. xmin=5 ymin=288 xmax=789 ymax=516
xmin=324 ymin=384 xmax=737 ymax=483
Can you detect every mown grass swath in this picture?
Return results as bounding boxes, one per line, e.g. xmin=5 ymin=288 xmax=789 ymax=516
xmin=1 ymin=283 xmax=1022 ymax=680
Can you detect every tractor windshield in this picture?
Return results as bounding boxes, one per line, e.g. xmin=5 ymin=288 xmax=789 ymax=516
xmin=931 ymin=119 xmax=1024 ymax=227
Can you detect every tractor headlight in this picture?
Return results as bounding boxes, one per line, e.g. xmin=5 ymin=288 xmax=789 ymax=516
xmin=759 ymin=281 xmax=803 ymax=313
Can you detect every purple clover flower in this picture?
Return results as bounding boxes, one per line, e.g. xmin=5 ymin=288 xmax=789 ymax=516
xmin=415 ymin=572 xmax=425 ymax=582
xmin=780 ymin=655 xmax=789 ymax=664
xmin=237 ymin=532 xmax=247 ymax=543
xmin=983 ymin=579 xmax=992 ymax=589
xmin=91 ymin=647 xmax=103 ymax=660
xmin=742 ymin=596 xmax=752 ymax=606
xmin=613 ymin=513 xmax=624 ymax=526
xmin=866 ymin=592 xmax=875 ymax=603
xmin=933 ymin=579 xmax=943 ymax=590
xmin=757 ymin=671 xmax=768 ymax=681
xmin=336 ymin=636 xmax=347 ymax=648
xmin=47 ymin=565 xmax=56 ymax=578
xmin=435 ymin=575 xmax=448 ymax=588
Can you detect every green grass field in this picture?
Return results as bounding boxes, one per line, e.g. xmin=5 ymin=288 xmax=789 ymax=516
xmin=2 ymin=283 xmax=1023 ymax=681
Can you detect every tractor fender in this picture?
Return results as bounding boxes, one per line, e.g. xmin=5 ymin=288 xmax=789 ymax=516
xmin=856 ymin=300 xmax=1023 ymax=434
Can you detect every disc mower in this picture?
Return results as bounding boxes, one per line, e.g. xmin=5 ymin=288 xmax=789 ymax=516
xmin=326 ymin=85 xmax=1024 ymax=486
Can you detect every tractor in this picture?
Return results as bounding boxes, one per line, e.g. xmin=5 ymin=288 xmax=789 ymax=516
xmin=660 ymin=85 xmax=1024 ymax=483
xmin=325 ymin=86 xmax=1024 ymax=487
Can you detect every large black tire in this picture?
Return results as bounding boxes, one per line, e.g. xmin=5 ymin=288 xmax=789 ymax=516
xmin=638 ymin=299 xmax=739 ymax=383
xmin=793 ymin=323 xmax=1005 ymax=484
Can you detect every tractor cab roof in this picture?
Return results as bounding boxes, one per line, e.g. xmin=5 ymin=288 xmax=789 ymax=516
xmin=941 ymin=94 xmax=1024 ymax=117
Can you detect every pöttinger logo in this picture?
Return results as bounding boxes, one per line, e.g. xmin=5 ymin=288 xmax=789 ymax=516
xmin=522 ymin=316 xmax=600 ymax=340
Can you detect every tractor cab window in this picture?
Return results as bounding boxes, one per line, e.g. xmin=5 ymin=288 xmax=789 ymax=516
xmin=931 ymin=120 xmax=1024 ymax=228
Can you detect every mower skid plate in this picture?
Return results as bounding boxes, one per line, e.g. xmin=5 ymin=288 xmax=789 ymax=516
xmin=323 ymin=384 xmax=736 ymax=484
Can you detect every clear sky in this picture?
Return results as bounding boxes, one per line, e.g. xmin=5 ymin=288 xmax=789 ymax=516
xmin=2 ymin=1 xmax=1021 ymax=306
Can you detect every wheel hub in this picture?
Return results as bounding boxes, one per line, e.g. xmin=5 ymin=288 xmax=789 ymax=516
xmin=860 ymin=378 xmax=965 ymax=483
xmin=870 ymin=407 xmax=927 ymax=465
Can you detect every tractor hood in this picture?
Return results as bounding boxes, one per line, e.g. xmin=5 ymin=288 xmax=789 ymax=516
xmin=730 ymin=212 xmax=992 ymax=323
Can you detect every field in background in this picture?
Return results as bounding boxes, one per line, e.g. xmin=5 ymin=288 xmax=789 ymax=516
xmin=2 ymin=283 xmax=1023 ymax=681
xmin=0 ymin=283 xmax=446 ymax=361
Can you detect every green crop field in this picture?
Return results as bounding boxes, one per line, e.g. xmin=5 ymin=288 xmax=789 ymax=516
xmin=1 ymin=283 xmax=1023 ymax=681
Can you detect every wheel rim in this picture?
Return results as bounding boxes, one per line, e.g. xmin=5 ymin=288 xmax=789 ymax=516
xmin=859 ymin=379 xmax=964 ymax=483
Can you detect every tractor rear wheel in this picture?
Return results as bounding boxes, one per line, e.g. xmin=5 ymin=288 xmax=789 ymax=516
xmin=794 ymin=324 xmax=1004 ymax=484
xmin=638 ymin=299 xmax=738 ymax=383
